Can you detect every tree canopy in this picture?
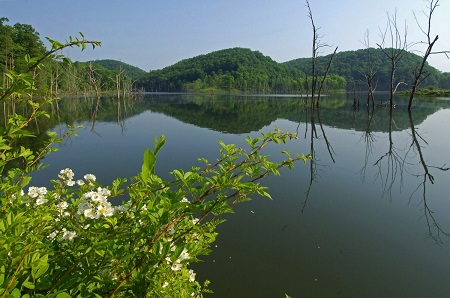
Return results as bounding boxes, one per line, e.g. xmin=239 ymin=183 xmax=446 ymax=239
xmin=284 ymin=48 xmax=449 ymax=91
xmin=137 ymin=47 xmax=346 ymax=93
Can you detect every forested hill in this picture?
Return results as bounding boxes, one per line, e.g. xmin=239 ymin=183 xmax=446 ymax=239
xmin=137 ymin=47 xmax=346 ymax=93
xmin=89 ymin=59 xmax=146 ymax=81
xmin=284 ymin=48 xmax=450 ymax=91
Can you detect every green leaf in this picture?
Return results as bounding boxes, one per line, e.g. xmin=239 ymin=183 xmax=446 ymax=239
xmin=55 ymin=293 xmax=72 ymax=298
xmin=153 ymin=135 xmax=166 ymax=156
xmin=8 ymin=288 xmax=20 ymax=298
xmin=31 ymin=255 xmax=49 ymax=280
xmin=22 ymin=280 xmax=35 ymax=289
xmin=141 ymin=148 xmax=156 ymax=180
xmin=0 ymin=265 xmax=5 ymax=284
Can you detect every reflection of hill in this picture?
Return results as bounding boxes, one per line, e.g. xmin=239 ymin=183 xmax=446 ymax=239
xmin=48 ymin=93 xmax=450 ymax=134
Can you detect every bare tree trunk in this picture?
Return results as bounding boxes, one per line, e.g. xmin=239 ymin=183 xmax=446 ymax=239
xmin=377 ymin=10 xmax=409 ymax=108
xmin=408 ymin=0 xmax=448 ymax=109
xmin=305 ymin=0 xmax=336 ymax=108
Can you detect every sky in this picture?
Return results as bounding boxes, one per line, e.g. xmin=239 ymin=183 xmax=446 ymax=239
xmin=2 ymin=0 xmax=450 ymax=72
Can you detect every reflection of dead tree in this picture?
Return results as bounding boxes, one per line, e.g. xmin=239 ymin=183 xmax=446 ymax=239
xmin=377 ymin=9 xmax=410 ymax=107
xmin=300 ymin=0 xmax=337 ymax=213
xmin=408 ymin=0 xmax=449 ymax=109
xmin=301 ymin=107 xmax=335 ymax=213
xmin=360 ymin=107 xmax=376 ymax=182
xmin=373 ymin=109 xmax=404 ymax=198
xmin=407 ymin=110 xmax=449 ymax=243
xmin=302 ymin=107 xmax=317 ymax=213
xmin=317 ymin=107 xmax=335 ymax=163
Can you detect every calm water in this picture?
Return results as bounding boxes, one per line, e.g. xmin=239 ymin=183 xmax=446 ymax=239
xmin=31 ymin=93 xmax=450 ymax=297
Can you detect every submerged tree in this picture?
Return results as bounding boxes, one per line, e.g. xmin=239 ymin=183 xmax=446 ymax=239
xmin=377 ymin=9 xmax=410 ymax=107
xmin=408 ymin=0 xmax=449 ymax=109
xmin=305 ymin=0 xmax=338 ymax=107
xmin=361 ymin=30 xmax=377 ymax=108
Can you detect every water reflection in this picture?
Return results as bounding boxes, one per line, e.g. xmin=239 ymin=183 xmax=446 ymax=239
xmin=297 ymin=101 xmax=336 ymax=212
xmin=407 ymin=110 xmax=450 ymax=243
xmin=15 ymin=93 xmax=450 ymax=244
xmin=18 ymin=93 xmax=450 ymax=296
xmin=352 ymin=98 xmax=450 ymax=243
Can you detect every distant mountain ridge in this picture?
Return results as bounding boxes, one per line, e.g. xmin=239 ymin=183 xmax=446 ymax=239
xmin=88 ymin=59 xmax=146 ymax=81
xmin=72 ymin=50 xmax=450 ymax=93
xmin=136 ymin=47 xmax=345 ymax=93
xmin=283 ymin=48 xmax=450 ymax=90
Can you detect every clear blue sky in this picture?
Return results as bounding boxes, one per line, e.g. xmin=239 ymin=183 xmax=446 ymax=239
xmin=2 ymin=0 xmax=449 ymax=72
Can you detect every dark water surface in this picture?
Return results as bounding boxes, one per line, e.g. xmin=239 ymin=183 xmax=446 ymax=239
xmin=32 ymin=93 xmax=450 ymax=297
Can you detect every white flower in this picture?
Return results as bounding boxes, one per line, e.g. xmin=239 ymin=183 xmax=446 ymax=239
xmin=36 ymin=197 xmax=48 ymax=205
xmin=192 ymin=218 xmax=199 ymax=225
xmin=84 ymin=174 xmax=96 ymax=184
xmin=98 ymin=187 xmax=110 ymax=196
xmin=77 ymin=200 xmax=91 ymax=215
xmin=162 ymin=281 xmax=169 ymax=288
xmin=57 ymin=201 xmax=69 ymax=210
xmin=28 ymin=187 xmax=48 ymax=205
xmin=179 ymin=249 xmax=190 ymax=261
xmin=60 ymin=228 xmax=76 ymax=241
xmin=76 ymin=179 xmax=85 ymax=186
xmin=47 ymin=231 xmax=57 ymax=240
xmin=98 ymin=202 xmax=114 ymax=217
xmin=141 ymin=204 xmax=147 ymax=211
xmin=188 ymin=269 xmax=196 ymax=282
xmin=180 ymin=197 xmax=189 ymax=203
xmin=28 ymin=186 xmax=47 ymax=198
xmin=84 ymin=208 xmax=99 ymax=219
xmin=78 ymin=187 xmax=113 ymax=219
xmin=171 ymin=261 xmax=182 ymax=271
xmin=58 ymin=168 xmax=75 ymax=186
xmin=58 ymin=168 xmax=74 ymax=181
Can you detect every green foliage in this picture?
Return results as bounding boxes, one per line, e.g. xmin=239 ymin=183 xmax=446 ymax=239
xmin=0 ymin=36 xmax=307 ymax=297
xmin=89 ymin=59 xmax=146 ymax=81
xmin=0 ymin=19 xmax=137 ymax=96
xmin=284 ymin=48 xmax=445 ymax=91
xmin=137 ymin=47 xmax=339 ymax=93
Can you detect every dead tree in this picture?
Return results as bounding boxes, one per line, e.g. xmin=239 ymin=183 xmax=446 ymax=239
xmin=377 ymin=9 xmax=410 ymax=107
xmin=408 ymin=0 xmax=449 ymax=109
xmin=361 ymin=30 xmax=377 ymax=108
xmin=305 ymin=0 xmax=337 ymax=107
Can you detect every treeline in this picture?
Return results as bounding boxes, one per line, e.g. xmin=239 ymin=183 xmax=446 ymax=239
xmin=3 ymin=18 xmax=449 ymax=96
xmin=0 ymin=18 xmax=142 ymax=96
xmin=137 ymin=47 xmax=347 ymax=93
xmin=284 ymin=48 xmax=450 ymax=91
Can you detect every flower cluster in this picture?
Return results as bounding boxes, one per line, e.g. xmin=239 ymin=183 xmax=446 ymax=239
xmin=28 ymin=186 xmax=48 ymax=205
xmin=56 ymin=200 xmax=70 ymax=218
xmin=83 ymin=173 xmax=96 ymax=186
xmin=58 ymin=168 xmax=75 ymax=186
xmin=77 ymin=187 xmax=114 ymax=219
xmin=47 ymin=227 xmax=77 ymax=242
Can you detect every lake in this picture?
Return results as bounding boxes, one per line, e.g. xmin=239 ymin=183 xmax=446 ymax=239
xmin=31 ymin=93 xmax=450 ymax=297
